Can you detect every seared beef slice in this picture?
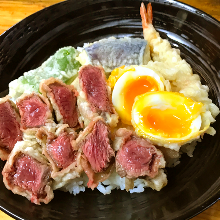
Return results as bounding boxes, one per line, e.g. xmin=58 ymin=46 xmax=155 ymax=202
xmin=17 ymin=93 xmax=52 ymax=129
xmin=115 ymin=128 xmax=165 ymax=179
xmin=2 ymin=141 xmax=53 ymax=205
xmin=73 ymin=65 xmax=118 ymax=127
xmin=47 ymin=132 xmax=76 ymax=170
xmin=14 ymin=155 xmax=50 ymax=197
xmin=77 ymin=118 xmax=115 ymax=189
xmin=79 ymin=65 xmax=113 ymax=113
xmin=0 ymin=96 xmax=22 ymax=160
xmin=82 ymin=120 xmax=114 ymax=173
xmin=40 ymin=78 xmax=79 ymax=128
xmin=37 ymin=126 xmax=82 ymax=189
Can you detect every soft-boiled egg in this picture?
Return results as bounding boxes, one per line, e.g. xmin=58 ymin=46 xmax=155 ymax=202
xmin=112 ymin=66 xmax=165 ymax=124
xmin=131 ymin=91 xmax=209 ymax=148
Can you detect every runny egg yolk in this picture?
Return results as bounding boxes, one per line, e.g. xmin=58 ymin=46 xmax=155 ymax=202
xmin=132 ymin=91 xmax=205 ymax=143
xmin=140 ymin=102 xmax=203 ymax=138
xmin=123 ymin=75 xmax=159 ymax=116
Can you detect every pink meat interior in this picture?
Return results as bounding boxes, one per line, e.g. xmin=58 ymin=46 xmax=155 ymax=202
xmin=17 ymin=95 xmax=48 ymax=129
xmin=79 ymin=65 xmax=113 ymax=113
xmin=47 ymin=133 xmax=76 ymax=169
xmin=13 ymin=154 xmax=50 ymax=197
xmin=49 ymin=83 xmax=78 ymax=127
xmin=82 ymin=120 xmax=114 ymax=173
xmin=0 ymin=102 xmax=22 ymax=151
xmin=116 ymin=137 xmax=159 ymax=178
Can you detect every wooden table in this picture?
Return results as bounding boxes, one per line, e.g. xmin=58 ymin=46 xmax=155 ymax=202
xmin=0 ymin=0 xmax=220 ymax=219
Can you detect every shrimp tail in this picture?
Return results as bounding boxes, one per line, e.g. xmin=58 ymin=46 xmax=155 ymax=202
xmin=140 ymin=2 xmax=153 ymax=29
xmin=140 ymin=2 xmax=158 ymax=44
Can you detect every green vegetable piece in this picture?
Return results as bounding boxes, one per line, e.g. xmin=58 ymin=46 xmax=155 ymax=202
xmin=9 ymin=46 xmax=81 ymax=100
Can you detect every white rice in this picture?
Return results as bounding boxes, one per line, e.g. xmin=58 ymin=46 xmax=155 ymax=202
xmin=61 ymin=173 xmax=88 ymax=195
xmin=62 ymin=169 xmax=167 ymax=195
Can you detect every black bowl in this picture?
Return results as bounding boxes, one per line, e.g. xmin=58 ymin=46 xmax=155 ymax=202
xmin=0 ymin=0 xmax=220 ymax=219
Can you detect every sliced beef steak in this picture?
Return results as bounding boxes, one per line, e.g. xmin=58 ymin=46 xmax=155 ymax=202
xmin=2 ymin=141 xmax=53 ymax=205
xmin=40 ymin=78 xmax=79 ymax=128
xmin=13 ymin=154 xmax=51 ymax=200
xmin=17 ymin=93 xmax=52 ymax=129
xmin=73 ymin=65 xmax=119 ymax=128
xmin=82 ymin=120 xmax=114 ymax=173
xmin=76 ymin=117 xmax=115 ymax=189
xmin=79 ymin=65 xmax=114 ymax=113
xmin=47 ymin=132 xmax=76 ymax=169
xmin=115 ymin=128 xmax=165 ymax=179
xmin=49 ymin=83 xmax=78 ymax=127
xmin=0 ymin=97 xmax=22 ymax=160
xmin=36 ymin=125 xmax=82 ymax=189
xmin=81 ymin=154 xmax=114 ymax=190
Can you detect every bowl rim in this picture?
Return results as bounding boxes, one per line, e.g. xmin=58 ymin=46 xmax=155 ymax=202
xmin=0 ymin=0 xmax=220 ymax=219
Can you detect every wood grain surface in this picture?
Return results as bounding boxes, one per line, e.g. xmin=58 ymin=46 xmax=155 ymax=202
xmin=0 ymin=0 xmax=220 ymax=219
